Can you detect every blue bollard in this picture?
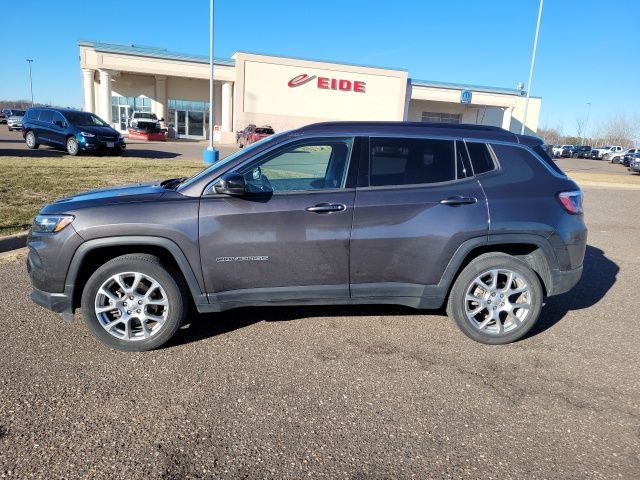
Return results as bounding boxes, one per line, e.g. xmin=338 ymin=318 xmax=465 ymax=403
xmin=202 ymin=148 xmax=219 ymax=164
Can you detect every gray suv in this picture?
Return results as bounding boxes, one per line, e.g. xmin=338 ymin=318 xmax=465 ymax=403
xmin=27 ymin=122 xmax=587 ymax=351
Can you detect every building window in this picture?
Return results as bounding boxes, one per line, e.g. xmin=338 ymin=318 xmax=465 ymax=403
xmin=421 ymin=112 xmax=461 ymax=124
xmin=167 ymin=99 xmax=210 ymax=112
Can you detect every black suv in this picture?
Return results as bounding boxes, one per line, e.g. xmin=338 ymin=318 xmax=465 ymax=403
xmin=572 ymin=145 xmax=592 ymax=158
xmin=22 ymin=107 xmax=125 ymax=155
xmin=27 ymin=122 xmax=587 ymax=351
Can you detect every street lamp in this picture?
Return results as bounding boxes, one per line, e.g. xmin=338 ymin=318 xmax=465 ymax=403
xmin=584 ymin=102 xmax=591 ymax=143
xmin=26 ymin=59 xmax=34 ymax=106
xmin=202 ymin=0 xmax=219 ymax=164
xmin=521 ymin=0 xmax=544 ymax=135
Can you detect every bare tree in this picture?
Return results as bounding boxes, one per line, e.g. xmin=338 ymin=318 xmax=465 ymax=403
xmin=537 ymin=127 xmax=563 ymax=146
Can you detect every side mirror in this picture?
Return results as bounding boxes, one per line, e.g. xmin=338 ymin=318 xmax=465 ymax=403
xmin=214 ymin=172 xmax=246 ymax=196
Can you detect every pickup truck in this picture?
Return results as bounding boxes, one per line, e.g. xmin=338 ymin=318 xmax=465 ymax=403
xmin=553 ymin=145 xmax=574 ymax=158
xmin=591 ymin=145 xmax=623 ymax=160
xmin=128 ymin=111 xmax=162 ymax=132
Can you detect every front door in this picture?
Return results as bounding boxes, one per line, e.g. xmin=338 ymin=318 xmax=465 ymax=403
xmin=117 ymin=105 xmax=130 ymax=132
xmin=174 ymin=110 xmax=205 ymax=139
xmin=350 ymin=137 xmax=488 ymax=302
xmin=199 ymin=136 xmax=358 ymax=305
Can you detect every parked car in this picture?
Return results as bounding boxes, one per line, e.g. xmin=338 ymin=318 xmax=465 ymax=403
xmin=553 ymin=144 xmax=573 ymax=158
xmin=22 ymin=107 xmax=126 ymax=156
xmin=591 ymin=145 xmax=623 ymax=160
xmin=608 ymin=148 xmax=639 ymax=164
xmin=571 ymin=146 xmax=592 ymax=158
xmin=128 ymin=111 xmax=162 ymax=132
xmin=0 ymin=111 xmax=6 ymax=124
xmin=27 ymin=121 xmax=586 ymax=351
xmin=560 ymin=145 xmax=576 ymax=158
xmin=237 ymin=124 xmax=275 ymax=147
xmin=621 ymin=149 xmax=640 ymax=166
xmin=628 ymin=153 xmax=640 ymax=173
xmin=6 ymin=109 xmax=26 ymax=131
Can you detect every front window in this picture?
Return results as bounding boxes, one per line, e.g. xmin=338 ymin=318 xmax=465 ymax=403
xmin=236 ymin=137 xmax=354 ymax=192
xmin=63 ymin=112 xmax=108 ymax=127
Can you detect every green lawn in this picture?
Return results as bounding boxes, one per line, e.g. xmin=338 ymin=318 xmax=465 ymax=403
xmin=0 ymin=156 xmax=204 ymax=236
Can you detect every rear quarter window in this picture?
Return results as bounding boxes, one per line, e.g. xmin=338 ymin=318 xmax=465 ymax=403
xmin=531 ymin=144 xmax=566 ymax=176
xmin=465 ymin=142 xmax=495 ymax=174
xmin=491 ymin=143 xmax=566 ymax=177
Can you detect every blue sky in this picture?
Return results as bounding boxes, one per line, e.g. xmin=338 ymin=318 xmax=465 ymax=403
xmin=1 ymin=0 xmax=638 ymax=136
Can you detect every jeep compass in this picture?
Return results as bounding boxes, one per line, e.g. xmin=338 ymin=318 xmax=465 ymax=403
xmin=27 ymin=122 xmax=587 ymax=351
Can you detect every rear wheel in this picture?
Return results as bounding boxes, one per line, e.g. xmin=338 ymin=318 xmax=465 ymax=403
xmin=81 ymin=254 xmax=188 ymax=351
xmin=66 ymin=136 xmax=80 ymax=156
xmin=25 ymin=130 xmax=39 ymax=149
xmin=447 ymin=253 xmax=543 ymax=344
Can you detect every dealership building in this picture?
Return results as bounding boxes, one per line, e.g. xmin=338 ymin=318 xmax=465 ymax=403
xmin=78 ymin=40 xmax=541 ymax=143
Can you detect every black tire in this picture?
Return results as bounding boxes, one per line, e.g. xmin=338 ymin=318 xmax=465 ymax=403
xmin=81 ymin=254 xmax=188 ymax=352
xmin=66 ymin=136 xmax=80 ymax=156
xmin=25 ymin=130 xmax=39 ymax=149
xmin=446 ymin=253 xmax=543 ymax=345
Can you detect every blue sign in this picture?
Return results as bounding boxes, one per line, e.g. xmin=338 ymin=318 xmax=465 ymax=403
xmin=460 ymin=90 xmax=472 ymax=104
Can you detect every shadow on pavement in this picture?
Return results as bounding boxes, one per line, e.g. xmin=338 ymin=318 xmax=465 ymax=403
xmin=166 ymin=244 xmax=616 ymax=348
xmin=526 ymin=244 xmax=618 ymax=337
xmin=0 ymin=147 xmax=180 ymax=159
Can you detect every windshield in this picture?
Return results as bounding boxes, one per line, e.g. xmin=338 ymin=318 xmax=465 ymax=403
xmin=63 ymin=112 xmax=108 ymax=127
xmin=135 ymin=113 xmax=157 ymax=119
xmin=178 ymin=131 xmax=290 ymax=191
xmin=11 ymin=110 xmax=26 ymax=116
xmin=255 ymin=127 xmax=274 ymax=134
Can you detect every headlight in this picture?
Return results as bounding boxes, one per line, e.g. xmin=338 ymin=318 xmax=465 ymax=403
xmin=32 ymin=215 xmax=74 ymax=233
xmin=80 ymin=132 xmax=95 ymax=137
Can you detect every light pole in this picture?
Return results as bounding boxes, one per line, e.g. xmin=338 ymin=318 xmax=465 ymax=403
xmin=584 ymin=102 xmax=591 ymax=143
xmin=26 ymin=59 xmax=34 ymax=106
xmin=203 ymin=0 xmax=219 ymax=164
xmin=521 ymin=0 xmax=544 ymax=135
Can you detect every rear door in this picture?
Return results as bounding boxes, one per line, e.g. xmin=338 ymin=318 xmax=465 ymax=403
xmin=350 ymin=136 xmax=488 ymax=302
xmin=36 ymin=109 xmax=54 ymax=144
xmin=199 ymin=136 xmax=360 ymax=305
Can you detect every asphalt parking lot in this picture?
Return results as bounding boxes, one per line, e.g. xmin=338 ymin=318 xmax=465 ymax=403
xmin=0 ymin=131 xmax=639 ymax=478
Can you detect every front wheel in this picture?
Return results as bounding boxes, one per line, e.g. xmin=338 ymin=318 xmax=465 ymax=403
xmin=447 ymin=253 xmax=543 ymax=344
xmin=81 ymin=254 xmax=188 ymax=351
xmin=66 ymin=136 xmax=80 ymax=156
xmin=25 ymin=130 xmax=39 ymax=149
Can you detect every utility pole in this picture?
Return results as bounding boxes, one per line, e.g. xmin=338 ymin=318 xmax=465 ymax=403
xmin=521 ymin=0 xmax=544 ymax=135
xmin=203 ymin=0 xmax=219 ymax=164
xmin=26 ymin=59 xmax=34 ymax=106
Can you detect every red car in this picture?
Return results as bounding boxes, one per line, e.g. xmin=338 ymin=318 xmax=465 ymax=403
xmin=237 ymin=124 xmax=275 ymax=147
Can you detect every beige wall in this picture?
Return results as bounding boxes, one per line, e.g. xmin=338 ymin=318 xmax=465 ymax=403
xmin=233 ymin=52 xmax=408 ymax=133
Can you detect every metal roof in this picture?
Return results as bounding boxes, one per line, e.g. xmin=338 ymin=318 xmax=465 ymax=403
xmin=411 ymin=78 xmax=524 ymax=96
xmin=78 ymin=40 xmax=236 ymax=66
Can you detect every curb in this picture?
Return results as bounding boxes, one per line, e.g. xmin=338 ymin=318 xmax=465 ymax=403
xmin=0 ymin=231 xmax=29 ymax=253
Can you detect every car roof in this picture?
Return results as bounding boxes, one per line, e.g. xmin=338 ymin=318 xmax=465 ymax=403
xmin=289 ymin=121 xmax=541 ymax=146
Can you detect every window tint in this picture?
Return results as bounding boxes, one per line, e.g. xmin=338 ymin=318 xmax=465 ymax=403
xmin=25 ymin=109 xmax=39 ymax=120
xmin=369 ymin=138 xmax=456 ymax=186
xmin=531 ymin=144 xmax=566 ymax=175
xmin=465 ymin=142 xmax=495 ymax=174
xmin=38 ymin=110 xmax=53 ymax=123
xmin=237 ymin=138 xmax=353 ymax=192
xmin=52 ymin=112 xmax=65 ymax=125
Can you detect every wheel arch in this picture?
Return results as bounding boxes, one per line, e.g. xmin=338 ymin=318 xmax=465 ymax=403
xmin=65 ymin=237 xmax=207 ymax=311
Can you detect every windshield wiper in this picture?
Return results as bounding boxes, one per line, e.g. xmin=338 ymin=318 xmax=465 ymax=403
xmin=160 ymin=177 xmax=187 ymax=190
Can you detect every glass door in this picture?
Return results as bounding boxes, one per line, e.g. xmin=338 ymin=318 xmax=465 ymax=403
xmin=173 ymin=109 xmax=206 ymax=139
xmin=177 ymin=110 xmax=186 ymax=136
xmin=117 ymin=105 xmax=130 ymax=132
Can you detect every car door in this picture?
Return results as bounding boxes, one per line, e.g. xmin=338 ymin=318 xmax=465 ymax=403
xmin=350 ymin=136 xmax=488 ymax=304
xmin=50 ymin=112 xmax=67 ymax=146
xmin=35 ymin=109 xmax=54 ymax=144
xmin=198 ymin=136 xmax=360 ymax=305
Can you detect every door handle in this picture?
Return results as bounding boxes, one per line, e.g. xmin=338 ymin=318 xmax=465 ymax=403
xmin=306 ymin=203 xmax=346 ymax=213
xmin=439 ymin=196 xmax=477 ymax=206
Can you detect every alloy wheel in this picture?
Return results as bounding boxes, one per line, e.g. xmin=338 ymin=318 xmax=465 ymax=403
xmin=94 ymin=271 xmax=169 ymax=341
xmin=463 ymin=268 xmax=532 ymax=336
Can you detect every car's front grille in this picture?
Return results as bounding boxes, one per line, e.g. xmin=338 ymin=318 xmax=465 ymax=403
xmin=98 ymin=135 xmax=117 ymax=142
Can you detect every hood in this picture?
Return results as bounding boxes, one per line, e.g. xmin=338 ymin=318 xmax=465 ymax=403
xmin=40 ymin=182 xmax=167 ymax=214
xmin=74 ymin=125 xmax=120 ymax=136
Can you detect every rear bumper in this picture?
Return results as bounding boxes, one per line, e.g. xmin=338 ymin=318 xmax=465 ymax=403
xmin=30 ymin=287 xmax=74 ymax=322
xmin=548 ymin=265 xmax=583 ymax=296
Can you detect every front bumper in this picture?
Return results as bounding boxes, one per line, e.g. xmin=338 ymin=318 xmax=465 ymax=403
xmin=79 ymin=137 xmax=126 ymax=152
xmin=30 ymin=287 xmax=74 ymax=322
xmin=7 ymin=122 xmax=22 ymax=129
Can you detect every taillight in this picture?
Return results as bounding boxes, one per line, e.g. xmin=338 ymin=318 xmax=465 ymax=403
xmin=558 ymin=190 xmax=583 ymax=214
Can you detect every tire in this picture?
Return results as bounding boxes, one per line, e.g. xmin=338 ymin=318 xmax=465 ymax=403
xmin=81 ymin=254 xmax=188 ymax=352
xmin=446 ymin=253 xmax=543 ymax=345
xmin=66 ymin=136 xmax=80 ymax=156
xmin=25 ymin=130 xmax=39 ymax=149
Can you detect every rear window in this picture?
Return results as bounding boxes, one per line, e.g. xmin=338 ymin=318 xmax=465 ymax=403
xmin=465 ymin=142 xmax=495 ymax=174
xmin=531 ymin=144 xmax=566 ymax=175
xmin=38 ymin=110 xmax=53 ymax=123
